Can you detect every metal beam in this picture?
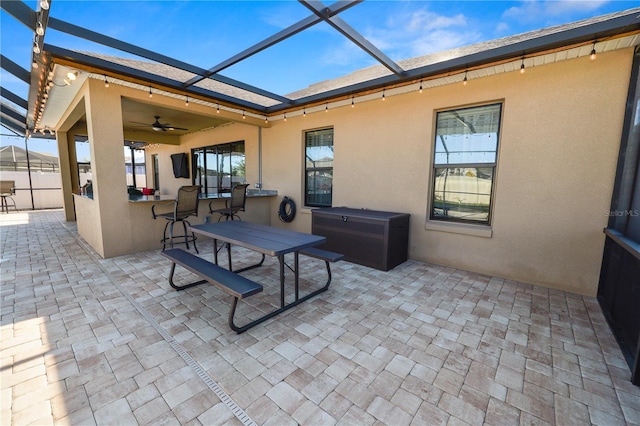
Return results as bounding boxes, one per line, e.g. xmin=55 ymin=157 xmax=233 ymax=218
xmin=46 ymin=45 xmax=271 ymax=113
xmin=1 ymin=102 xmax=26 ymax=124
xmin=46 ymin=16 xmax=289 ymax=103
xmin=264 ymin=9 xmax=640 ymax=113
xmin=183 ymin=0 xmax=362 ymax=88
xmin=0 ymin=88 xmax=28 ymax=110
xmin=299 ymin=0 xmax=405 ymax=77
xmin=1 ymin=114 xmax=26 ymax=135
xmin=0 ymin=55 xmax=31 ymax=85
xmin=0 ymin=0 xmax=35 ymax=29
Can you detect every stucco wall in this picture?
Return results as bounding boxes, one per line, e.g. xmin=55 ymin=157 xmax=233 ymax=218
xmin=261 ymin=49 xmax=633 ymax=296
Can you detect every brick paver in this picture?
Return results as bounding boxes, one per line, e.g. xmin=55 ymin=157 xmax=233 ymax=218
xmin=1 ymin=210 xmax=639 ymax=425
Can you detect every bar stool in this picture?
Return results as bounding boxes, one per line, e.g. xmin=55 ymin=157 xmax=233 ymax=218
xmin=0 ymin=181 xmax=17 ymax=213
xmin=152 ymin=185 xmax=201 ymax=252
xmin=209 ymin=183 xmax=249 ymax=221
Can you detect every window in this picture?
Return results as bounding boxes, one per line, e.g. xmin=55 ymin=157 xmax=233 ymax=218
xmin=152 ymin=154 xmax=159 ymax=190
xmin=431 ymin=103 xmax=502 ymax=224
xmin=192 ymin=141 xmax=245 ymax=194
xmin=305 ymin=128 xmax=333 ymax=207
xmin=124 ymin=144 xmax=146 ymax=189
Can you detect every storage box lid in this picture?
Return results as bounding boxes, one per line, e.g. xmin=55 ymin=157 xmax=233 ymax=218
xmin=312 ymin=207 xmax=410 ymax=220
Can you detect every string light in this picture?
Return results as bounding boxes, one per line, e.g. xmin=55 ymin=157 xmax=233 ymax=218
xmin=351 ymin=95 xmax=355 ymax=108
xmin=325 ymin=102 xmax=328 ymax=112
xmin=242 ymin=110 xmax=245 ymax=119
xmin=382 ymin=88 xmax=386 ymax=101
xmin=33 ymin=42 xmax=41 ymax=54
xmin=303 ymin=107 xmax=306 ymax=117
xmin=185 ymin=95 xmax=189 ymax=106
xmin=463 ymin=70 xmax=468 ymax=86
xmin=40 ymin=0 xmax=49 ymax=10
xmin=104 ymin=75 xmax=109 ymax=88
xmin=590 ymin=42 xmax=597 ymax=60
xmin=216 ymin=104 xmax=220 ymax=113
xmin=148 ymin=87 xmax=153 ymax=98
xmin=284 ymin=113 xmax=287 ymax=122
xmin=419 ymin=80 xmax=423 ymax=93
xmin=36 ymin=21 xmax=45 ymax=36
xmin=520 ymin=57 xmax=525 ymax=74
xmin=264 ymin=116 xmax=268 ymax=123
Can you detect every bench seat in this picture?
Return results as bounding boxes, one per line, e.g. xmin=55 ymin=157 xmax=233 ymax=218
xmin=161 ymin=248 xmax=263 ymax=298
xmin=300 ymin=247 xmax=344 ymax=263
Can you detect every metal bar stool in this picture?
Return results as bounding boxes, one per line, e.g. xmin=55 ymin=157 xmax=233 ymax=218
xmin=152 ymin=185 xmax=201 ymax=252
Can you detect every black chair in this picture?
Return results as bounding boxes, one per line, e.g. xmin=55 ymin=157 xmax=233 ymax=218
xmin=152 ymin=185 xmax=201 ymax=252
xmin=0 ymin=180 xmax=17 ymax=213
xmin=209 ymin=183 xmax=249 ymax=221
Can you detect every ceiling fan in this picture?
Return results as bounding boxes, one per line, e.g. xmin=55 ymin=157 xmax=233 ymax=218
xmin=130 ymin=116 xmax=188 ymax=132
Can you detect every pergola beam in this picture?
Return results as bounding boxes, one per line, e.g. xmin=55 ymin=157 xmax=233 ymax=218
xmin=298 ymin=0 xmax=405 ymax=77
xmin=46 ymin=45 xmax=271 ymax=113
xmin=0 ymin=55 xmax=31 ymax=85
xmin=46 ymin=16 xmax=290 ymax=103
xmin=182 ymin=0 xmax=362 ymax=88
xmin=0 ymin=88 xmax=28 ymax=110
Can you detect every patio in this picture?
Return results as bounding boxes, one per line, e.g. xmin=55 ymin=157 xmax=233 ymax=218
xmin=1 ymin=209 xmax=638 ymax=425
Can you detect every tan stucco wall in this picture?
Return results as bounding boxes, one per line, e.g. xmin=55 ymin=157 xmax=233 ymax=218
xmin=261 ymin=48 xmax=633 ymax=296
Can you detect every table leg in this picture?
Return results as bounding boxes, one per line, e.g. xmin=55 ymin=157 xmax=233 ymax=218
xmin=213 ymin=239 xmax=219 ymax=265
xmin=294 ymin=251 xmax=299 ymax=302
xmin=227 ymin=241 xmax=232 ymax=271
xmin=279 ymin=255 xmax=285 ymax=308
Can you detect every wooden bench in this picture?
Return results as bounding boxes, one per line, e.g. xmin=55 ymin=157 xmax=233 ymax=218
xmin=299 ymin=247 xmax=344 ymax=286
xmin=161 ymin=248 xmax=264 ymax=333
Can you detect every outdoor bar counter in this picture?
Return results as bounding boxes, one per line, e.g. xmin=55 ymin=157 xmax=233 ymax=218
xmin=73 ymin=189 xmax=278 ymax=258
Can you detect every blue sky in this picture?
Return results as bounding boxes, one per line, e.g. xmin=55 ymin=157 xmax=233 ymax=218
xmin=1 ymin=0 xmax=639 ymax=155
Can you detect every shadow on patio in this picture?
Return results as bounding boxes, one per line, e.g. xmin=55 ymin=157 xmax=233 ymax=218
xmin=1 ymin=210 xmax=638 ymax=425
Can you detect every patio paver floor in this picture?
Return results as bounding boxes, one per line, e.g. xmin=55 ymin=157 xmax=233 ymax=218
xmin=1 ymin=210 xmax=639 ymax=425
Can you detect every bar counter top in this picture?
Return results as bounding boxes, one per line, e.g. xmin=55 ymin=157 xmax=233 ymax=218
xmin=76 ymin=189 xmax=278 ymax=202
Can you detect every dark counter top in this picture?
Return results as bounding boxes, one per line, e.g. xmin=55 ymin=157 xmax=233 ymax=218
xmin=127 ymin=189 xmax=278 ymax=203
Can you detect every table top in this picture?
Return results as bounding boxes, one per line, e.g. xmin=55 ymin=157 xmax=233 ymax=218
xmin=190 ymin=221 xmax=325 ymax=257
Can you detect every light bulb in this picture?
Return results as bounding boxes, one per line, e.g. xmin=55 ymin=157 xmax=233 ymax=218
xmin=33 ymin=43 xmax=41 ymax=54
xmin=40 ymin=0 xmax=49 ymax=10
xmin=36 ymin=22 xmax=45 ymax=36
xmin=590 ymin=48 xmax=596 ymax=61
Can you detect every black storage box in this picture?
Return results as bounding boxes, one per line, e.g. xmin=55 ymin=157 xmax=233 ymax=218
xmin=311 ymin=207 xmax=410 ymax=271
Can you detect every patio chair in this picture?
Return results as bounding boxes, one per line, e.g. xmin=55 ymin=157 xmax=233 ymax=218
xmin=0 ymin=180 xmax=17 ymax=213
xmin=209 ymin=183 xmax=249 ymax=221
xmin=152 ymin=185 xmax=201 ymax=253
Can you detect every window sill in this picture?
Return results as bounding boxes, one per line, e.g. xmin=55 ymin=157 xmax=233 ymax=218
xmin=425 ymin=220 xmax=493 ymax=238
